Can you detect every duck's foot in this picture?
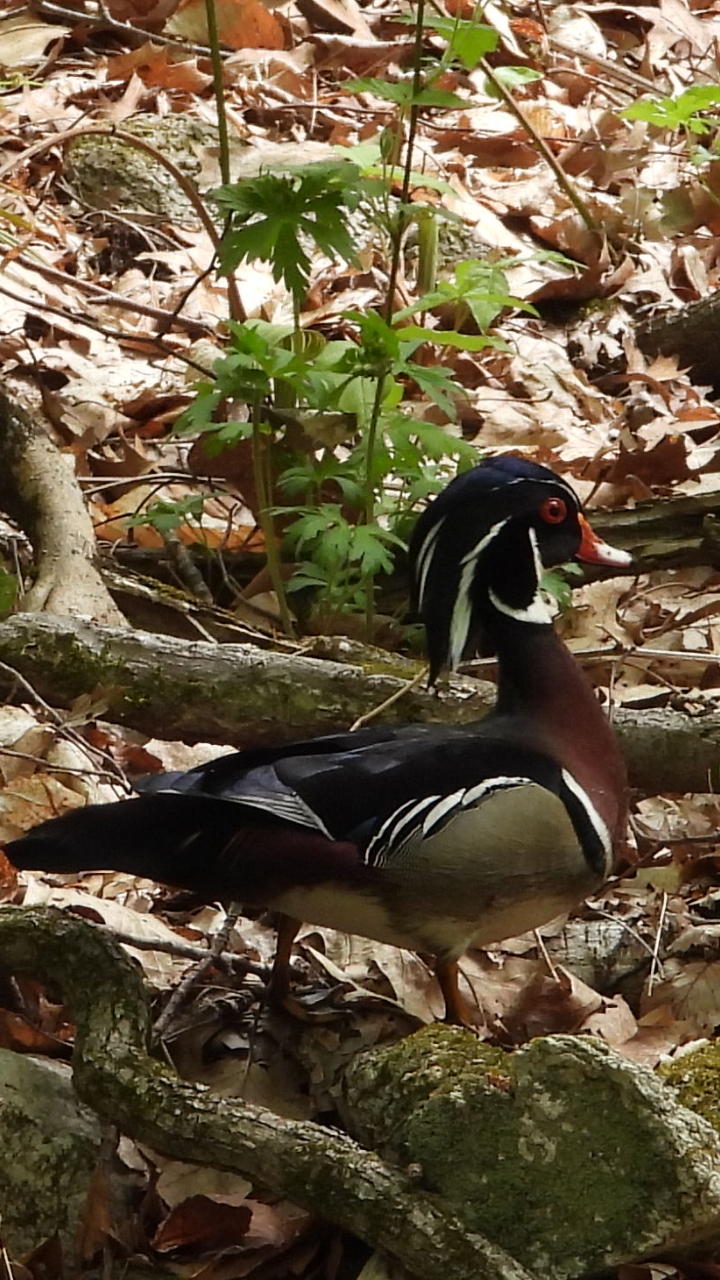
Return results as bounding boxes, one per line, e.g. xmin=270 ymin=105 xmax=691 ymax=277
xmin=272 ymin=991 xmax=344 ymax=1022
xmin=436 ymin=957 xmax=481 ymax=1029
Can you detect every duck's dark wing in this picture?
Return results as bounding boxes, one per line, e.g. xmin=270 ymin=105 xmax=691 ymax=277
xmin=4 ymin=721 xmax=610 ymax=910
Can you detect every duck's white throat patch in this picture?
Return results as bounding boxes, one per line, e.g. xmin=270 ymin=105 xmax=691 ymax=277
xmin=488 ymin=528 xmax=554 ymax=625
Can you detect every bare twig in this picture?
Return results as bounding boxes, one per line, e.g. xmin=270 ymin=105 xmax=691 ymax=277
xmin=0 ymin=659 xmax=130 ymax=790
xmin=479 ymin=58 xmax=602 ymax=236
xmin=350 ymin=667 xmax=428 ymax=731
xmin=648 ymin=892 xmax=669 ymax=994
xmin=152 ymin=903 xmax=243 ymax=1042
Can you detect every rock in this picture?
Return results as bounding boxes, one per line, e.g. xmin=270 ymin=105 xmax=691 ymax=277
xmin=0 ymin=1049 xmax=102 ymax=1260
xmin=343 ymin=1027 xmax=720 ymax=1278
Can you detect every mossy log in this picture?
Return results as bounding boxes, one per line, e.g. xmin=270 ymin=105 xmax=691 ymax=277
xmin=343 ymin=1028 xmax=720 ymax=1278
xmin=1 ymin=614 xmax=720 ymax=797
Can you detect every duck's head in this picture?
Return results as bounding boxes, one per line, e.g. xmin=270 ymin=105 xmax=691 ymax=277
xmin=409 ymin=455 xmax=632 ymax=682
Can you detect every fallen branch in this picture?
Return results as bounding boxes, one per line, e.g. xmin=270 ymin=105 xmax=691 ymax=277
xmin=636 ymin=291 xmax=720 ymax=392
xmin=0 ymin=613 xmax=719 ymax=795
xmin=0 ymin=613 xmax=492 ymax=745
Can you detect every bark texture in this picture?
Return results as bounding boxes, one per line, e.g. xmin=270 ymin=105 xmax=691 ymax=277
xmin=636 ymin=290 xmax=720 ymax=392
xmin=0 ymin=613 xmax=718 ymax=795
xmin=0 ymin=613 xmax=491 ymax=745
xmin=589 ymin=485 xmax=720 ymax=570
xmin=0 ymin=391 xmax=126 ymax=625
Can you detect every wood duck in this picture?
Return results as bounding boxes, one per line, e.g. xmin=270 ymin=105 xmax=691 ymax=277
xmin=4 ymin=456 xmax=632 ymax=1023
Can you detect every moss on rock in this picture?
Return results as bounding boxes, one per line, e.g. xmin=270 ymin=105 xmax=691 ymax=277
xmin=345 ymin=1029 xmax=720 ymax=1278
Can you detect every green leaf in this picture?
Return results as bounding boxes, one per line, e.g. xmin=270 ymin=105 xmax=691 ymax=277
xmin=174 ymin=383 xmax=223 ymax=434
xmin=0 ymin=568 xmax=18 ymax=619
xmin=397 ymin=360 xmax=462 ymax=417
xmin=129 ymin=495 xmax=205 ymax=533
xmin=488 ymin=65 xmax=543 ymax=89
xmin=542 ymin=562 xmax=583 ymax=612
xmin=425 ymin=17 xmax=499 ymax=67
xmin=212 ymin=162 xmax=363 ymax=302
xmin=388 ymin=417 xmax=477 ymax=465
xmin=410 ymin=86 xmax=468 ymax=109
xmin=286 ymin=567 xmax=331 ymax=592
xmin=622 ymin=86 xmax=720 ymax=134
xmin=346 ymin=77 xmax=467 ymax=111
xmin=393 ymin=257 xmax=533 ymax=334
xmin=339 ymin=311 xmax=403 ymax=375
xmin=345 ymin=78 xmax=415 ymax=105
xmin=208 ymin=420 xmax=255 ymax=451
xmin=347 ymin=524 xmax=403 ymax=575
xmin=397 ymin=324 xmax=508 ymax=351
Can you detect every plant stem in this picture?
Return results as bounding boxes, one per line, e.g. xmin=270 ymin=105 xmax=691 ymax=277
xmin=479 ymin=58 xmax=601 ymax=237
xmin=363 ymin=375 xmax=386 ymax=640
xmin=204 ymin=0 xmax=231 ymax=186
xmin=201 ymin=6 xmax=291 ymax=638
xmin=363 ymin=0 xmax=428 ymax=641
xmin=202 ymin=0 xmax=251 ymax=324
xmin=251 ymin=410 xmax=295 ymax=639
xmin=381 ymin=0 xmax=426 ymax=327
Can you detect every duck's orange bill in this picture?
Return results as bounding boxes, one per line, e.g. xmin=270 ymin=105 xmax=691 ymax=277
xmin=577 ymin=515 xmax=633 ymax=569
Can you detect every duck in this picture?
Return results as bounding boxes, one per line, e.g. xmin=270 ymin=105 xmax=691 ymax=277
xmin=3 ymin=456 xmax=632 ymax=1023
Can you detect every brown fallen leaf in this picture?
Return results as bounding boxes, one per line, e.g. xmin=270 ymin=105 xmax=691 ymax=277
xmin=104 ymin=0 xmax=180 ymax=29
xmin=153 ymin=1195 xmax=252 ymax=1253
xmin=0 ymin=14 xmax=70 ymax=68
xmin=296 ymin=0 xmax=374 ymax=37
xmin=166 ymin=0 xmax=284 ymax=49
xmin=105 ymin=43 xmax=213 ymax=91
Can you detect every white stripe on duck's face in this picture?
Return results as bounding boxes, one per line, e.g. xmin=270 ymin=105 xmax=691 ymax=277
xmin=430 ymin=508 xmax=570 ymax=673
xmin=415 ymin=516 xmax=444 ymax=610
xmin=447 ymin=517 xmax=510 ymax=671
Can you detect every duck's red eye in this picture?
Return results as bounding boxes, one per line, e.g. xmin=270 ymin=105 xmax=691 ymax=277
xmin=539 ymin=496 xmax=568 ymax=524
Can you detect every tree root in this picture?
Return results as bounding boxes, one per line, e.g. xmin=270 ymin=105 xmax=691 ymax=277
xmin=0 ymin=906 xmax=537 ymax=1280
xmin=0 ymin=390 xmax=126 ymax=625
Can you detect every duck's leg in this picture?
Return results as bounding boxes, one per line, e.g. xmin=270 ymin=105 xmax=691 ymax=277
xmin=272 ymin=924 xmax=474 ymax=1026
xmin=267 ymin=915 xmax=349 ymax=1022
xmin=436 ymin=957 xmax=475 ymax=1027
xmin=267 ymin=912 xmax=302 ymax=1012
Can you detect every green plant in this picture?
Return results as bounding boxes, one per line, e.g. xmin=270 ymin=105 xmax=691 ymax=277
xmin=126 ymin=494 xmax=206 ymax=535
xmin=176 ymin=3 xmax=542 ymax=638
xmin=393 ymin=257 xmax=538 ymax=334
xmin=622 ymin=86 xmax=720 ymax=167
xmin=214 ymin=162 xmax=362 ymax=326
xmin=623 ymin=85 xmax=720 ymax=135
xmin=176 ymin=316 xmax=478 ymax=617
xmin=0 ymin=566 xmax=17 ymax=619
xmin=542 ymin=562 xmax=584 ymax=613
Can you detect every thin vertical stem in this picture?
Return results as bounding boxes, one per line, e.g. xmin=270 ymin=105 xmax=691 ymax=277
xmin=251 ymin=411 xmax=295 ymax=639
xmin=364 ymin=0 xmax=427 ymax=640
xmin=204 ymin=0 xmax=231 ymax=187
